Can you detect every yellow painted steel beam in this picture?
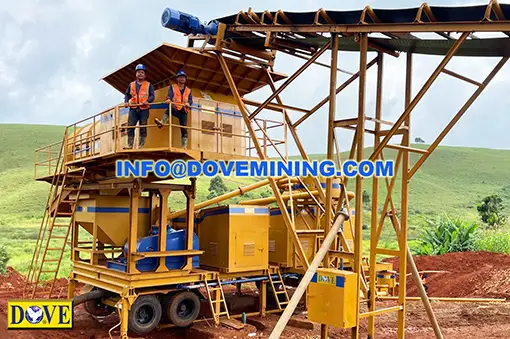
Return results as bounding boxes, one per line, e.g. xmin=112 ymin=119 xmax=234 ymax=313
xmin=380 ymin=296 xmax=507 ymax=303
xmin=168 ymin=178 xmax=273 ymax=220
xmin=249 ymin=40 xmax=331 ymax=120
xmin=368 ymin=51 xmax=384 ymax=337
xmin=360 ymin=305 xmax=403 ymax=319
xmin=370 ymin=32 xmax=469 ymax=162
xmin=217 ymin=52 xmax=310 ymax=269
xmin=351 ymin=32 xmax=368 ymax=339
xmin=239 ymin=190 xmax=355 ymax=205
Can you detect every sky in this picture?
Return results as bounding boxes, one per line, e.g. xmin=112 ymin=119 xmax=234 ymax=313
xmin=0 ymin=0 xmax=509 ymax=155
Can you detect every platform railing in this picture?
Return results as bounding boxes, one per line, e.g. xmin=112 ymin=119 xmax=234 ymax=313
xmin=247 ymin=117 xmax=287 ymax=158
xmin=34 ymin=140 xmax=64 ymax=179
xmin=34 ymin=100 xmax=286 ymax=178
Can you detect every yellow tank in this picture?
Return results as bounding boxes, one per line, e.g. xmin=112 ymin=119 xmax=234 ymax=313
xmin=376 ymin=270 xmax=397 ymax=296
xmin=76 ymin=194 xmax=151 ymax=246
xmin=197 ymin=205 xmax=269 ymax=273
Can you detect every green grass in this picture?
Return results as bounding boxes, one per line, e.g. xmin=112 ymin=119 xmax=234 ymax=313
xmin=475 ymin=226 xmax=510 ymax=254
xmin=0 ymin=123 xmax=509 ymax=275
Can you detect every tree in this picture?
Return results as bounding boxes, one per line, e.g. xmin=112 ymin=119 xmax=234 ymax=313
xmin=207 ymin=176 xmax=228 ymax=200
xmin=415 ymin=137 xmax=425 ymax=143
xmin=363 ymin=190 xmax=371 ymax=207
xmin=477 ymin=195 xmax=507 ymax=228
xmin=0 ymin=246 xmax=9 ymax=275
xmin=259 ymin=190 xmax=272 ymax=199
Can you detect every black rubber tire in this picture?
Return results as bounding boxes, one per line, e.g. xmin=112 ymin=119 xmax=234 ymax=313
xmin=84 ymin=298 xmax=115 ymax=317
xmin=165 ymin=291 xmax=201 ymax=327
xmin=128 ymin=295 xmax=162 ymax=335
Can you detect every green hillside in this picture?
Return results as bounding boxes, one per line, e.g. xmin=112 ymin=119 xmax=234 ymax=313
xmin=0 ymin=123 xmax=508 ymax=275
xmin=1 ymin=123 xmax=509 ymax=221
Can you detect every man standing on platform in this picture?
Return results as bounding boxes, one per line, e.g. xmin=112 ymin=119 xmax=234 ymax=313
xmin=155 ymin=70 xmax=192 ymax=149
xmin=124 ymin=64 xmax=155 ymax=149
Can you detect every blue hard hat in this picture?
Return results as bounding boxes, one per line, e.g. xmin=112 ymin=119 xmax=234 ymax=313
xmin=135 ymin=64 xmax=146 ymax=72
xmin=176 ymin=70 xmax=187 ymax=78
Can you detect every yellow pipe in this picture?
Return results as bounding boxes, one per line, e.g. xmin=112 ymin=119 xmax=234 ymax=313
xmin=359 ymin=305 xmax=403 ymax=319
xmin=379 ymin=296 xmax=507 ymax=303
xmin=239 ymin=190 xmax=355 ymax=205
xmin=167 ymin=178 xmax=277 ymax=220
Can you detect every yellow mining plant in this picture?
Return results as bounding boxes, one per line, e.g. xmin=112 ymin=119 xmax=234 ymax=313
xmin=25 ymin=2 xmax=510 ymax=338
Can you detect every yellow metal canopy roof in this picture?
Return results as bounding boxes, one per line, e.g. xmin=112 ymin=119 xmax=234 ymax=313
xmin=101 ymin=43 xmax=286 ymax=96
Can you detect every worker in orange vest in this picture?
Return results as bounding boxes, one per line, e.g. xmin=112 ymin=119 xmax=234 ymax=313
xmin=155 ymin=70 xmax=192 ymax=148
xmin=124 ymin=64 xmax=155 ymax=149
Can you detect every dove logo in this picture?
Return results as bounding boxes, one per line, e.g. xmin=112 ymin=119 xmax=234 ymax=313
xmin=7 ymin=300 xmax=73 ymax=329
xmin=26 ymin=306 xmax=43 ymax=324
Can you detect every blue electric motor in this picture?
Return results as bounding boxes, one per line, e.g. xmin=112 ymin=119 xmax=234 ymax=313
xmin=107 ymin=226 xmax=200 ymax=272
xmin=161 ymin=8 xmax=219 ymax=35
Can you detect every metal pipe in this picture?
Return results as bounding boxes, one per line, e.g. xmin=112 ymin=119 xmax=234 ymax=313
xmin=380 ymin=296 xmax=507 ymax=303
xmin=407 ymin=247 xmax=444 ymax=339
xmin=323 ymin=33 xmax=339 ymax=270
xmin=167 ymin=178 xmax=274 ymax=220
xmin=239 ymin=190 xmax=355 ymax=205
xmin=268 ymin=211 xmax=349 ymax=339
xmin=176 ymin=273 xmax=300 ymax=289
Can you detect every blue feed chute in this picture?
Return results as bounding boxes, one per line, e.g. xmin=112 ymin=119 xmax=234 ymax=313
xmin=161 ymin=8 xmax=219 ymax=35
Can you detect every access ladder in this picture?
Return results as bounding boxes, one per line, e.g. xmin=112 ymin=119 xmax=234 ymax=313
xmin=24 ymin=165 xmax=86 ymax=299
xmin=268 ymin=268 xmax=290 ymax=310
xmin=204 ymin=274 xmax=230 ymax=325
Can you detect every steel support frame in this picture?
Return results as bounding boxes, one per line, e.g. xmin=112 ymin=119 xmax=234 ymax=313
xmin=211 ymin=15 xmax=508 ymax=337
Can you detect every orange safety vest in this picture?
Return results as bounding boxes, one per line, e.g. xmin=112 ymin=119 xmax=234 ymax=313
xmin=172 ymin=84 xmax=191 ymax=114
xmin=129 ymin=81 xmax=150 ymax=110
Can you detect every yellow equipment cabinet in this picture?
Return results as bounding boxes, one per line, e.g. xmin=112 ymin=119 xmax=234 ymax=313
xmin=268 ymin=208 xmax=316 ymax=268
xmin=307 ymin=268 xmax=357 ymax=329
xmin=198 ymin=205 xmax=269 ymax=273
xmin=376 ymin=270 xmax=397 ymax=296
xmin=75 ymin=194 xmax=151 ymax=246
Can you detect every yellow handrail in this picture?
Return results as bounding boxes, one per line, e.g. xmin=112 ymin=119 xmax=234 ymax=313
xmin=35 ymin=99 xmax=287 ymax=171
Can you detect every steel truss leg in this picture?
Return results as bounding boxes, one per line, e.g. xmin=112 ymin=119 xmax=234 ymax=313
xmin=351 ymin=32 xmax=368 ymax=339
xmin=370 ymin=32 xmax=470 ymax=161
xmin=249 ymin=40 xmax=331 ymax=119
xmin=397 ymin=51 xmax=413 ymax=339
xmin=216 ymin=53 xmax=310 ymax=269
xmin=263 ymin=70 xmax=355 ymax=257
xmin=408 ymin=56 xmax=509 ymax=178
xmin=295 ymin=57 xmax=378 ymax=127
xmin=368 ymin=51 xmax=384 ymax=338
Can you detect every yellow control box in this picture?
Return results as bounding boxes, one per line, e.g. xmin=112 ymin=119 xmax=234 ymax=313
xmin=307 ymin=269 xmax=357 ymax=329
xmin=198 ymin=205 xmax=269 ymax=273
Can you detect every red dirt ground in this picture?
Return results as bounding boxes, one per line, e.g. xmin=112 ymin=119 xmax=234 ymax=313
xmin=384 ymin=251 xmax=510 ymax=299
xmin=1 ymin=252 xmax=509 ymax=338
